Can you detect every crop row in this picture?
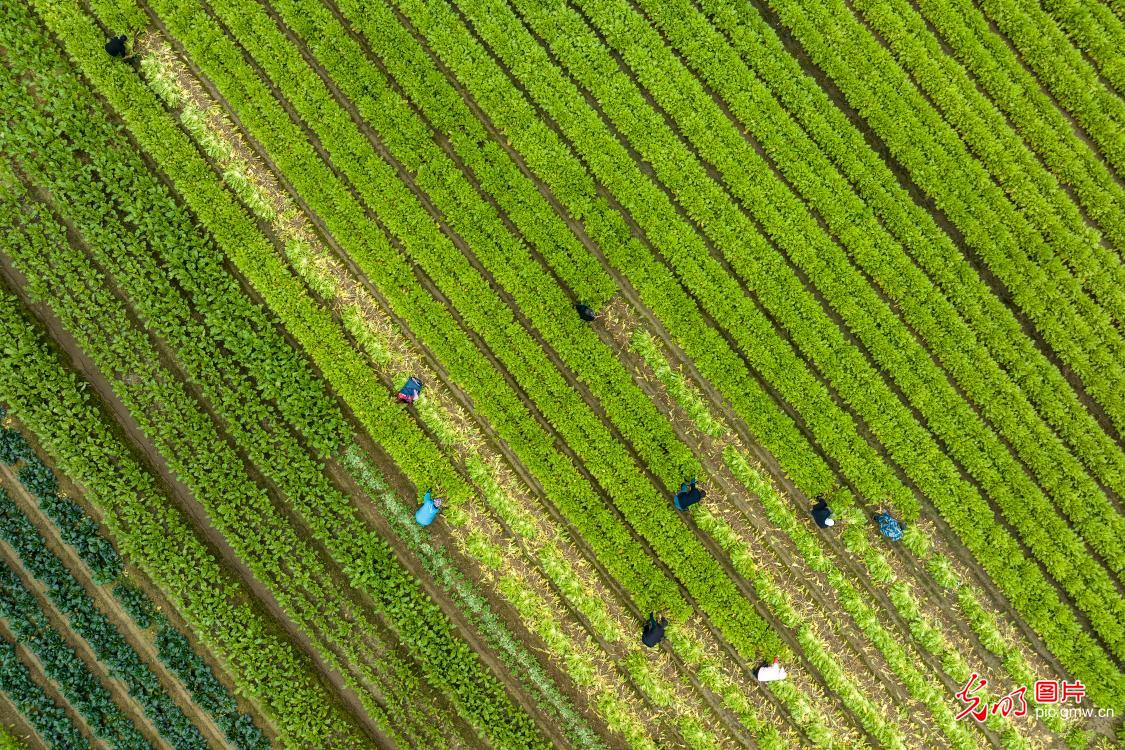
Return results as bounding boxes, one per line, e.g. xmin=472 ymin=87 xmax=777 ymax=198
xmin=679 ymin=0 xmax=1125 ymax=494
xmin=0 ymin=49 xmax=445 ymax=750
xmin=975 ymin=0 xmax=1125 ymax=174
xmin=244 ymin=0 xmax=801 ymax=658
xmin=0 ymin=156 xmax=412 ymax=748
xmin=182 ymin=50 xmax=788 ymax=741
xmin=0 ymin=284 xmax=369 ymax=749
xmin=0 ymin=417 xmax=271 ymax=750
xmin=0 ymin=558 xmax=150 ymax=750
xmin=375 ymin=0 xmax=1123 ymax=705
xmin=0 ymin=487 xmax=210 ymax=749
xmin=409 ymin=0 xmax=1120 ymax=701
xmin=0 ymin=636 xmax=87 ymax=749
xmin=8 ymin=456 xmax=121 ymax=586
xmin=629 ymin=330 xmax=1054 ymax=743
xmin=178 ymin=66 xmax=729 ymax=744
xmin=1041 ymin=0 xmax=1125 ymax=91
xmin=906 ymin=0 xmax=1125 ymax=249
xmin=120 ymin=0 xmax=783 ymax=692
xmin=34 ymin=2 xmax=566 ymax=745
xmin=851 ymin=0 xmax=1125 ymax=298
xmin=129 ymin=0 xmax=837 ymax=742
xmin=539 ymin=0 xmax=1125 ymax=626
xmin=2 ymin=13 xmax=554 ymax=745
xmin=761 ymin=0 xmax=1125 ymax=427
xmin=634 ymin=327 xmax=1082 ymax=736
xmin=269 ymin=1 xmax=989 ymax=735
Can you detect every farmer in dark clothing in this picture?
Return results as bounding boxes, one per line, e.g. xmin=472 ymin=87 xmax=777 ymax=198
xmin=105 ymin=34 xmax=128 ymax=58
xmin=673 ymin=478 xmax=705 ymax=511
xmin=641 ymin=612 xmax=667 ymax=648
xmin=811 ymin=498 xmax=835 ymax=528
xmin=575 ymin=303 xmax=597 ymax=322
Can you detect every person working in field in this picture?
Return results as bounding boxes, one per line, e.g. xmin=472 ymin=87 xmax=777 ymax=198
xmin=575 ymin=302 xmax=597 ymax=322
xmin=673 ymin=478 xmax=705 ymax=511
xmin=105 ymin=34 xmax=128 ymax=58
xmin=811 ymin=497 xmax=835 ymax=528
xmin=415 ymin=489 xmax=444 ymax=527
xmin=875 ymin=510 xmax=903 ymax=541
xmin=397 ymin=376 xmax=423 ymax=405
xmin=641 ymin=612 xmax=667 ymax=648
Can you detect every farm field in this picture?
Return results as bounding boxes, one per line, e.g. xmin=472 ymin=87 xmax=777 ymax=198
xmin=0 ymin=0 xmax=1122 ymax=746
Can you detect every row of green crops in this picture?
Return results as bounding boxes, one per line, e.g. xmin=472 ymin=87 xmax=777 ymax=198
xmin=187 ymin=8 xmax=917 ymax=742
xmin=852 ymin=0 xmax=1124 ymax=294
xmin=135 ymin=46 xmax=682 ymax=750
xmin=0 ymin=488 xmax=210 ymax=750
xmin=671 ymin=0 xmax=1125 ymax=494
xmin=0 ymin=59 xmax=440 ymax=750
xmin=516 ymin=0 xmax=1125 ymax=627
xmin=219 ymin=0 xmax=803 ymax=663
xmin=976 ymin=0 xmax=1125 ymax=174
xmin=0 ymin=290 xmax=369 ymax=749
xmin=0 ymin=637 xmax=86 ymax=749
xmin=96 ymin=0 xmax=792 ymax=697
xmin=260 ymin=0 xmax=994 ymax=736
xmin=864 ymin=0 xmax=1125 ymax=248
xmin=129 ymin=1 xmax=850 ymax=746
xmin=400 ymin=0 xmax=1123 ymax=703
xmin=631 ymin=0 xmax=1125 ymax=502
xmin=142 ymin=33 xmax=810 ymax=746
xmin=0 ymin=418 xmax=271 ymax=750
xmin=10 ymin=6 xmax=554 ymax=746
xmin=0 ymin=560 xmax=150 ymax=750
xmin=759 ymin=0 xmax=1125 ymax=427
